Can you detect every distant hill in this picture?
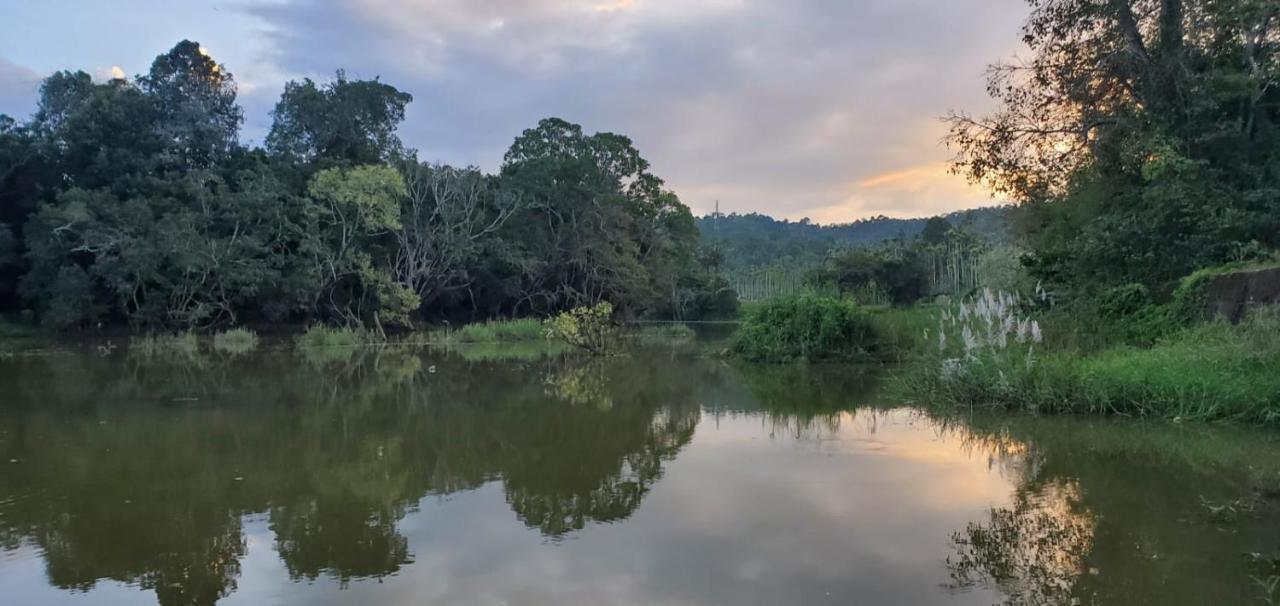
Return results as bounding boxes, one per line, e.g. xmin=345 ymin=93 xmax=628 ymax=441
xmin=696 ymin=206 xmax=1012 ymax=270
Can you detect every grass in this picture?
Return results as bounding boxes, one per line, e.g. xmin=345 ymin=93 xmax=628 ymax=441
xmin=454 ymin=318 xmax=548 ymax=343
xmin=295 ymin=325 xmax=378 ymax=350
xmin=212 ymin=328 xmax=259 ymax=355
xmin=903 ymin=304 xmax=1280 ymax=426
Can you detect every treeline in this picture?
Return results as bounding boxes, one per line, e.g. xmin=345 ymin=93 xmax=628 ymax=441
xmin=0 ymin=40 xmax=735 ymax=331
xmin=696 ymin=207 xmax=1010 ymax=271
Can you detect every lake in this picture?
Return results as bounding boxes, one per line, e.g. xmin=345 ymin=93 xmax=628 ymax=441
xmin=1 ymin=338 xmax=1277 ymax=605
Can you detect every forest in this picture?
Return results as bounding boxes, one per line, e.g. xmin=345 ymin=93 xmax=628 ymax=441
xmin=0 ymin=41 xmax=736 ymax=331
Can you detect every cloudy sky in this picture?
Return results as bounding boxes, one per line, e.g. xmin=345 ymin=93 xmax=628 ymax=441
xmin=0 ymin=0 xmax=1027 ymax=222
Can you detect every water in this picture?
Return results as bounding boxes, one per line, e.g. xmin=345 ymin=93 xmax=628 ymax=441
xmin=0 ymin=340 xmax=1277 ymax=605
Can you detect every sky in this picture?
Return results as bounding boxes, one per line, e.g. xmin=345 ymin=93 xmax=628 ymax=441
xmin=0 ymin=0 xmax=1028 ymax=222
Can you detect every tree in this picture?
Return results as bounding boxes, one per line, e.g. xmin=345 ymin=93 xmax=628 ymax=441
xmin=497 ymin=117 xmax=704 ymax=317
xmin=267 ymin=72 xmax=412 ymax=167
xmin=304 ymin=165 xmax=416 ymax=330
xmin=920 ymin=216 xmax=953 ymax=245
xmin=392 ymin=161 xmax=519 ymax=313
xmin=139 ymin=40 xmax=243 ymax=168
xmin=947 ymin=0 xmax=1280 ymax=290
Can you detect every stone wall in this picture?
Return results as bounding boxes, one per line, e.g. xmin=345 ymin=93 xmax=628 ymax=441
xmin=1202 ymin=267 xmax=1280 ymax=323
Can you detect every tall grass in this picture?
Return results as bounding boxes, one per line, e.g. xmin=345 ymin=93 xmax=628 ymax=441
xmin=905 ymin=293 xmax=1280 ymax=426
xmin=212 ymin=328 xmax=259 ymax=355
xmin=454 ymin=318 xmax=548 ymax=343
xmin=295 ymin=325 xmax=376 ymax=350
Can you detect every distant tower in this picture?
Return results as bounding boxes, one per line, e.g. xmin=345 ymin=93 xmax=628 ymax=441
xmin=714 ymin=200 xmax=720 ymax=233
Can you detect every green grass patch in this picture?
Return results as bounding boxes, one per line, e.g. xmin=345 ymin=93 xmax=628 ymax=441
xmin=454 ymin=318 xmax=548 ymax=343
xmin=904 ymin=308 xmax=1280 ymax=426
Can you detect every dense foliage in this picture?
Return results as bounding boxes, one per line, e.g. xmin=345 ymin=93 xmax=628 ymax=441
xmin=0 ymin=41 xmax=729 ymax=330
xmin=948 ymin=0 xmax=1280 ymax=293
xmin=730 ymin=296 xmax=878 ymax=362
xmin=697 ymin=207 xmax=1010 ymax=271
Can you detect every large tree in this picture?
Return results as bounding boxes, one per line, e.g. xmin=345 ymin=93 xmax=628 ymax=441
xmin=948 ymin=0 xmax=1280 ymax=290
xmin=266 ymin=72 xmax=412 ymax=167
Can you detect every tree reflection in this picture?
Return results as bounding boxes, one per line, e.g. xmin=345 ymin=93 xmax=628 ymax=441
xmin=941 ymin=414 xmax=1280 ymax=605
xmin=0 ymin=343 xmax=702 ymax=603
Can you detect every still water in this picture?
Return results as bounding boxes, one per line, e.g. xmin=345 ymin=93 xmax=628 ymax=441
xmin=0 ymin=339 xmax=1277 ymax=605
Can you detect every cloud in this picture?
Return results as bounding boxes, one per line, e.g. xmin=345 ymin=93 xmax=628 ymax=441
xmin=0 ymin=57 xmax=43 ymax=119
xmin=237 ymin=0 xmax=1027 ymax=222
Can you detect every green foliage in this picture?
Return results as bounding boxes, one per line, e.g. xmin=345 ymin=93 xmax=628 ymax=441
xmin=697 ymin=207 xmax=1010 ymax=271
xmin=1098 ymin=283 xmax=1151 ymax=319
xmin=729 ymin=295 xmax=877 ymax=362
xmin=455 ymin=318 xmax=548 ymax=343
xmin=546 ymin=302 xmax=617 ymax=355
xmin=810 ymin=247 xmax=928 ymax=306
xmin=950 ymin=1 xmax=1280 ymax=293
xmin=212 ymin=328 xmax=259 ymax=355
xmin=907 ymin=306 xmax=1280 ymax=426
xmin=267 ymin=71 xmax=412 ymax=166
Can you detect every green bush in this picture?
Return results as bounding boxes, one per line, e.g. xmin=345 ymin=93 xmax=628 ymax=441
xmin=546 ymin=302 xmax=617 ymax=354
xmin=1098 ymin=283 xmax=1150 ymax=319
xmin=729 ymin=295 xmax=877 ymax=362
xmin=455 ymin=318 xmax=548 ymax=343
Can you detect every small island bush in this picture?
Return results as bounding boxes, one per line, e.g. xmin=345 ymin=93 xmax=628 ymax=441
xmin=730 ymin=295 xmax=877 ymax=362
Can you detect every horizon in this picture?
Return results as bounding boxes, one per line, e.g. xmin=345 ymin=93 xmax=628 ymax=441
xmin=0 ymin=0 xmax=1024 ymax=224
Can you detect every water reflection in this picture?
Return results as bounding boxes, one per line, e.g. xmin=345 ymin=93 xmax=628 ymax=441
xmin=0 ymin=344 xmax=1276 ymax=605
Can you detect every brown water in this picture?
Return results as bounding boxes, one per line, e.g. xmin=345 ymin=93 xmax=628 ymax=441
xmin=0 ymin=339 xmax=1277 ymax=605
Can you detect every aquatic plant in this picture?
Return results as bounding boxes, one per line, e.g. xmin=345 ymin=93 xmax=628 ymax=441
xmin=295 ymin=325 xmax=378 ymax=350
xmin=455 ymin=318 xmax=548 ymax=343
xmin=729 ymin=295 xmax=877 ymax=363
xmin=212 ymin=328 xmax=259 ymax=355
xmin=130 ymin=331 xmax=200 ymax=358
xmin=546 ymin=303 xmax=617 ymax=355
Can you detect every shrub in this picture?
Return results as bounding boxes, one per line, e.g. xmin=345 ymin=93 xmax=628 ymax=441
xmin=212 ymin=328 xmax=259 ymax=355
xmin=729 ymin=295 xmax=877 ymax=362
xmin=1098 ymin=283 xmax=1150 ymax=319
xmin=546 ymin=302 xmax=617 ymax=354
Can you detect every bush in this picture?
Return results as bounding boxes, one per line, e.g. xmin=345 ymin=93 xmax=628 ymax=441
xmin=1098 ymin=283 xmax=1150 ymax=319
xmin=729 ymin=295 xmax=877 ymax=362
xmin=546 ymin=302 xmax=617 ymax=354
xmin=455 ymin=318 xmax=548 ymax=343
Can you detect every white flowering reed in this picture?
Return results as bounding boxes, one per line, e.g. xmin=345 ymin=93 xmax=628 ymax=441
xmin=934 ymin=288 xmax=1043 ymax=382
